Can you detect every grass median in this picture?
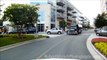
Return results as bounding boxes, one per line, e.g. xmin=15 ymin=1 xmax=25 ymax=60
xmin=0 ymin=34 xmax=49 ymax=47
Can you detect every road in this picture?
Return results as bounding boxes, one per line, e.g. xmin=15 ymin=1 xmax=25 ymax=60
xmin=0 ymin=30 xmax=94 ymax=60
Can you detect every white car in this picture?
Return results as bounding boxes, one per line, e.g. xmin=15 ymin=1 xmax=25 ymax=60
xmin=47 ymin=28 xmax=63 ymax=34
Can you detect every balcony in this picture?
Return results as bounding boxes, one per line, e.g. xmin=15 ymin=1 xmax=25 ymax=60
xmin=57 ymin=12 xmax=64 ymax=19
xmin=67 ymin=16 xmax=72 ymax=20
xmin=72 ymin=11 xmax=77 ymax=14
xmin=57 ymin=6 xmax=65 ymax=13
xmin=67 ymin=11 xmax=72 ymax=16
xmin=79 ymin=16 xmax=84 ymax=19
xmin=67 ymin=6 xmax=73 ymax=11
xmin=57 ymin=0 xmax=65 ymax=6
xmin=72 ymin=16 xmax=77 ymax=18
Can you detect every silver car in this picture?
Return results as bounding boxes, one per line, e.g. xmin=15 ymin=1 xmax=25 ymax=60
xmin=47 ymin=28 xmax=63 ymax=34
xmin=96 ymin=26 xmax=107 ymax=36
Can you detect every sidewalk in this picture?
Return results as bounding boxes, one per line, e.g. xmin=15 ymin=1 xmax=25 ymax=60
xmin=87 ymin=33 xmax=107 ymax=60
xmin=37 ymin=32 xmax=66 ymax=38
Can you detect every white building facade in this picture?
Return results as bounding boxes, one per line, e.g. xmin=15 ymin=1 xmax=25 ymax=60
xmin=0 ymin=0 xmax=86 ymax=32
xmin=101 ymin=0 xmax=107 ymax=13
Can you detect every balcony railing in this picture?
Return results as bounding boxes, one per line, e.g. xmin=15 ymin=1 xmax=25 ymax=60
xmin=57 ymin=6 xmax=65 ymax=13
xmin=72 ymin=11 xmax=77 ymax=14
xmin=72 ymin=16 xmax=77 ymax=18
xmin=57 ymin=0 xmax=65 ymax=6
xmin=67 ymin=11 xmax=72 ymax=16
xmin=67 ymin=16 xmax=72 ymax=20
xmin=67 ymin=6 xmax=73 ymax=11
xmin=57 ymin=12 xmax=64 ymax=19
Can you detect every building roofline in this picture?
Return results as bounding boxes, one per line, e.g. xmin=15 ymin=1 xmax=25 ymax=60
xmin=67 ymin=1 xmax=83 ymax=14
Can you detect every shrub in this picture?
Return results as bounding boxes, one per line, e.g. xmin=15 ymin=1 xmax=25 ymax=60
xmin=94 ymin=42 xmax=107 ymax=57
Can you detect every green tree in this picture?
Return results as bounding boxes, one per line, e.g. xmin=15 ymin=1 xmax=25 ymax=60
xmin=94 ymin=12 xmax=107 ymax=28
xmin=2 ymin=4 xmax=39 ymax=38
xmin=59 ymin=20 xmax=67 ymax=30
xmin=0 ymin=20 xmax=2 ymax=26
xmin=3 ymin=4 xmax=39 ymax=26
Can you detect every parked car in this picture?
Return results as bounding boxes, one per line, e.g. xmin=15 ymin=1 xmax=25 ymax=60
xmin=94 ymin=28 xmax=101 ymax=33
xmin=96 ymin=26 xmax=107 ymax=36
xmin=66 ymin=25 xmax=82 ymax=35
xmin=47 ymin=28 xmax=64 ymax=34
xmin=26 ymin=27 xmax=37 ymax=34
xmin=8 ymin=28 xmax=26 ymax=34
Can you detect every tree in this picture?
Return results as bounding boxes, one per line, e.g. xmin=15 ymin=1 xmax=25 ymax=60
xmin=94 ymin=12 xmax=107 ymax=28
xmin=2 ymin=4 xmax=39 ymax=38
xmin=0 ymin=20 xmax=3 ymax=26
xmin=3 ymin=4 xmax=39 ymax=26
xmin=59 ymin=20 xmax=67 ymax=30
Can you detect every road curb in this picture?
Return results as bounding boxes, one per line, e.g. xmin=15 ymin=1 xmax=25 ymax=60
xmin=0 ymin=38 xmax=47 ymax=52
xmin=86 ymin=34 xmax=107 ymax=60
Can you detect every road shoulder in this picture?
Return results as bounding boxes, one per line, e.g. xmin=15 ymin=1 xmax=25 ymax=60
xmin=0 ymin=38 xmax=46 ymax=52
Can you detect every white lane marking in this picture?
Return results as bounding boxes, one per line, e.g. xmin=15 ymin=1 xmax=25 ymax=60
xmin=32 ymin=59 xmax=80 ymax=60
xmin=37 ymin=38 xmax=67 ymax=59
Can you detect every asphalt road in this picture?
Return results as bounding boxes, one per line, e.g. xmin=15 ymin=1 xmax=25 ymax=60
xmin=0 ymin=30 xmax=94 ymax=60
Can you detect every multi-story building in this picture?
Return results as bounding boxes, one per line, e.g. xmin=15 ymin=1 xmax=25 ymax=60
xmin=1 ymin=0 xmax=86 ymax=32
xmin=101 ymin=0 xmax=107 ymax=13
xmin=56 ymin=0 xmax=67 ymax=28
xmin=56 ymin=0 xmax=85 ymax=28
xmin=79 ymin=16 xmax=90 ymax=27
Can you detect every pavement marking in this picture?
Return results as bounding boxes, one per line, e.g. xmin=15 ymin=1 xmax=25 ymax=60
xmin=37 ymin=38 xmax=67 ymax=59
xmin=32 ymin=58 xmax=80 ymax=60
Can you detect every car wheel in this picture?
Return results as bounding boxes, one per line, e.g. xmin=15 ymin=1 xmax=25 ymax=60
xmin=58 ymin=31 xmax=61 ymax=34
xmin=47 ymin=31 xmax=51 ymax=34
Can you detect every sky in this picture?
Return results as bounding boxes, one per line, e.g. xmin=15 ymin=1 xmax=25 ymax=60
xmin=1 ymin=0 xmax=101 ymax=26
xmin=69 ymin=0 xmax=101 ymax=26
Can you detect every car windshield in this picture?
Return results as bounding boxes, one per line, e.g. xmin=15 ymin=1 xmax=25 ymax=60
xmin=102 ymin=27 xmax=107 ymax=30
xmin=69 ymin=26 xmax=77 ymax=29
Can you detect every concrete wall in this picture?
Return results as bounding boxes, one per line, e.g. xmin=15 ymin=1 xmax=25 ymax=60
xmin=38 ymin=4 xmax=51 ymax=30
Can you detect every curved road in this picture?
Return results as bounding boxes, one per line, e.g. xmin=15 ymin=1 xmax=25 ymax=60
xmin=0 ymin=30 xmax=94 ymax=60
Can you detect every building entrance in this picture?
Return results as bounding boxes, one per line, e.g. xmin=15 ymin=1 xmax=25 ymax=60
xmin=37 ymin=24 xmax=44 ymax=32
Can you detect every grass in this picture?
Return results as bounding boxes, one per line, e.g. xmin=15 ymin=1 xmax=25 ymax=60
xmin=0 ymin=34 xmax=48 ymax=47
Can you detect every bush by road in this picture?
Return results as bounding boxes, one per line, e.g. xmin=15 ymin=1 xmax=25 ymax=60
xmin=0 ymin=34 xmax=48 ymax=47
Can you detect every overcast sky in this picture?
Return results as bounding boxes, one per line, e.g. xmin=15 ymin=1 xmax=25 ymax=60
xmin=69 ymin=0 xmax=101 ymax=26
